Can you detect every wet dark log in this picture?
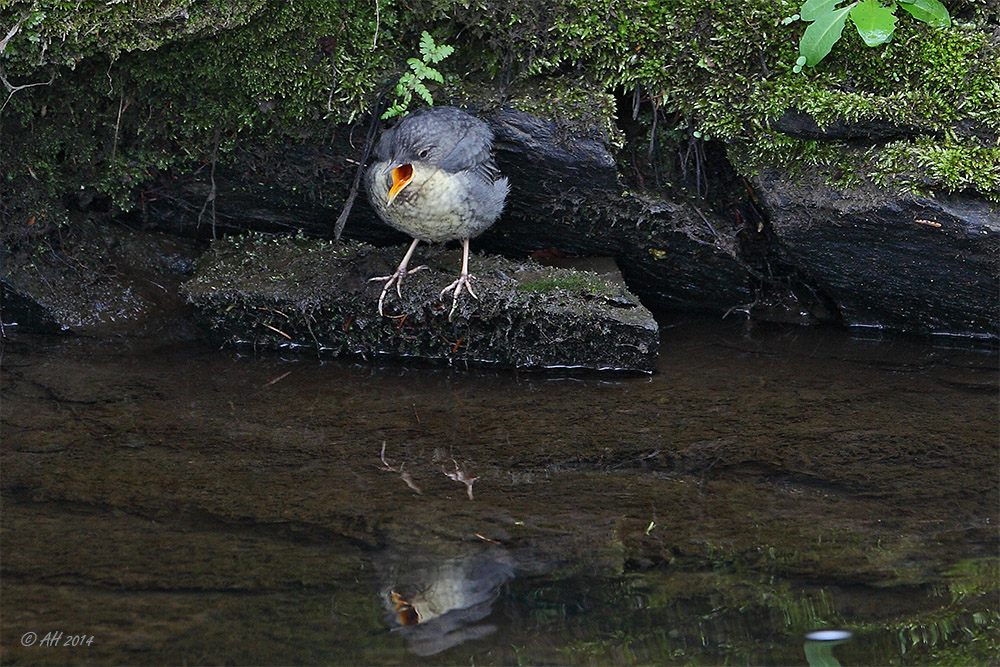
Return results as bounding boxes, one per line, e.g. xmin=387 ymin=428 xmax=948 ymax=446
xmin=481 ymin=107 xmax=756 ymax=314
xmin=105 ymin=104 xmax=999 ymax=340
xmin=769 ymin=109 xmax=923 ymax=142
xmin=770 ymin=108 xmax=997 ymax=144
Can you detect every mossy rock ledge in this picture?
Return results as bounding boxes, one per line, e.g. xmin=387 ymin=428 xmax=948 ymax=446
xmin=753 ymin=167 xmax=999 ymax=338
xmin=180 ymin=234 xmax=659 ymax=371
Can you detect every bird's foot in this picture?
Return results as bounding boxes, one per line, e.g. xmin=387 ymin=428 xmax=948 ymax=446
xmin=369 ymin=265 xmax=428 ymax=316
xmin=440 ymin=272 xmax=478 ymax=320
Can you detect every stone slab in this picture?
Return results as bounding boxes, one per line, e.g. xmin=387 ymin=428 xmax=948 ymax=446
xmin=181 ymin=234 xmax=659 ymax=371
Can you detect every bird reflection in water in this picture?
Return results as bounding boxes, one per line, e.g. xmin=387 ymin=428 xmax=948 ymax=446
xmin=378 ymin=545 xmax=515 ymax=656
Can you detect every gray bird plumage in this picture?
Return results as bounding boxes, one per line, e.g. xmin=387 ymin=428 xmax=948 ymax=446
xmin=375 ymin=106 xmax=496 ymax=177
xmin=366 ymin=106 xmax=509 ymax=243
xmin=364 ymin=106 xmax=510 ymax=317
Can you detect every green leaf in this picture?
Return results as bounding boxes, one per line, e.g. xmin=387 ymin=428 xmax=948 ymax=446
xmin=850 ymin=0 xmax=897 ymax=47
xmin=414 ymin=82 xmax=433 ymax=106
xmin=383 ymin=30 xmax=454 ymax=118
xmin=800 ymin=0 xmax=851 ymax=21
xmin=397 ymin=72 xmax=417 ymax=90
xmin=408 ymin=58 xmax=428 ymax=77
xmin=799 ymin=2 xmax=857 ymax=66
xmin=899 ymin=0 xmax=950 ymax=26
xmin=418 ymin=31 xmax=436 ymax=60
xmin=423 ymin=66 xmax=444 ymax=84
xmin=427 ymin=43 xmax=454 ymax=64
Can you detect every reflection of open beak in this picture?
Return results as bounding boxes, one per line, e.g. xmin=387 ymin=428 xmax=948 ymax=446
xmin=386 ymin=164 xmax=413 ymax=206
xmin=391 ymin=591 xmax=420 ymax=626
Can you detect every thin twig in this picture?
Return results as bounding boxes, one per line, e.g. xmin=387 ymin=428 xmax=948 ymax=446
xmin=691 ymin=205 xmax=720 ymax=243
xmin=0 ymin=11 xmax=29 ymax=55
xmin=263 ymin=370 xmax=293 ymax=387
xmin=111 ymin=88 xmax=128 ymax=164
xmin=197 ymin=128 xmax=220 ymax=239
xmin=0 ymin=67 xmax=55 ymax=114
xmin=691 ymin=204 xmax=775 ymax=286
xmin=648 ymin=96 xmax=662 ymax=188
xmin=303 ymin=310 xmax=322 ymax=357
xmin=694 ymin=136 xmax=703 ymax=200
xmin=647 ymin=98 xmax=658 ymax=161
xmin=326 ymin=54 xmax=338 ymax=113
xmin=262 ymin=322 xmax=292 ymax=339
xmin=324 ymin=23 xmax=345 ymax=114
xmin=331 ymin=92 xmax=388 ymax=240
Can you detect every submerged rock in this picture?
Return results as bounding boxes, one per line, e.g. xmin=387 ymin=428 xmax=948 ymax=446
xmin=181 ymin=234 xmax=659 ymax=371
xmin=1 ymin=221 xmax=199 ymax=335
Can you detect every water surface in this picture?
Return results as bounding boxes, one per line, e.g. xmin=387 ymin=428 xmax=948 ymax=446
xmin=2 ymin=317 xmax=997 ymax=664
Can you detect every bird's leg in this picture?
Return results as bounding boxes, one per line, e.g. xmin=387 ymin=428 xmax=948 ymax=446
xmin=369 ymin=238 xmax=427 ymax=316
xmin=440 ymin=238 xmax=477 ymax=320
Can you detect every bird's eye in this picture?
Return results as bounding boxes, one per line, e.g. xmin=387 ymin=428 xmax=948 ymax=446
xmin=417 ymin=147 xmax=430 ymax=159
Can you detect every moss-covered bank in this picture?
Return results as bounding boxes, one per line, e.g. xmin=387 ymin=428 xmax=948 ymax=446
xmin=2 ymin=1 xmax=997 ymax=343
xmin=3 ymin=0 xmax=996 ymax=240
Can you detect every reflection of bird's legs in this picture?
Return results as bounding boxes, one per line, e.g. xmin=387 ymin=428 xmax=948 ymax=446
xmin=440 ymin=238 xmax=477 ymax=320
xmin=369 ymin=238 xmax=427 ymax=316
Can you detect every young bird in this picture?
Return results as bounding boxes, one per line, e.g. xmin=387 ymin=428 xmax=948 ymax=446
xmin=366 ymin=106 xmax=509 ymax=319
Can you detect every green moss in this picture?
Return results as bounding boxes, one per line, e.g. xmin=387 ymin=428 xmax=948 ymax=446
xmin=872 ymin=136 xmax=1000 ymax=198
xmin=755 ymin=21 xmax=998 ymax=133
xmin=2 ymin=0 xmax=403 ymax=245
xmin=717 ymin=10 xmax=997 ymax=194
xmin=0 ymin=0 xmax=266 ymax=73
xmin=2 ymin=0 xmax=996 ymax=243
xmin=728 ymin=134 xmax=866 ymax=188
xmin=506 ymin=78 xmax=622 ymax=148
xmin=729 ymin=131 xmax=1000 ymax=199
xmin=518 ymin=271 xmax=614 ymax=297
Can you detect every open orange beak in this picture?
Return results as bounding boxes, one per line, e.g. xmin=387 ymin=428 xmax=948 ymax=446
xmin=386 ymin=164 xmax=413 ymax=206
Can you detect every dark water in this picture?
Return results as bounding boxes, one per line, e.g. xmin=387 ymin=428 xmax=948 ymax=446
xmin=2 ymin=317 xmax=997 ymax=665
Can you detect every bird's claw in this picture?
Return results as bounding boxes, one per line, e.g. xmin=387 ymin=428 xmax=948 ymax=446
xmin=369 ymin=265 xmax=428 ymax=316
xmin=440 ymin=273 xmax=478 ymax=320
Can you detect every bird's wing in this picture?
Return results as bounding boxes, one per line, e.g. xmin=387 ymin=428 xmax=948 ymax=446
xmin=467 ymin=157 xmax=503 ymax=185
xmin=436 ymin=115 xmax=495 ymax=175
